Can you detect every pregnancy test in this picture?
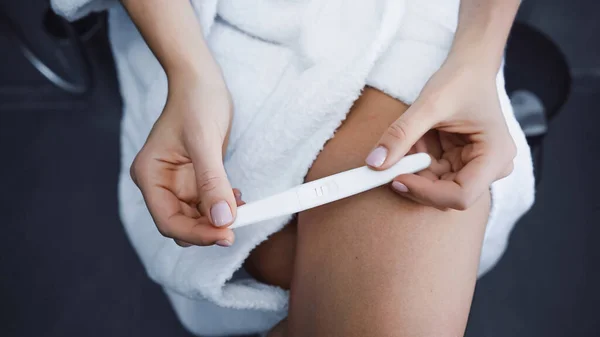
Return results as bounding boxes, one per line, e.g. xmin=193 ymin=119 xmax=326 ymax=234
xmin=230 ymin=153 xmax=431 ymax=229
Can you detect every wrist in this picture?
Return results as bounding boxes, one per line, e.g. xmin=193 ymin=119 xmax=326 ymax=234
xmin=162 ymin=41 xmax=226 ymax=89
xmin=423 ymin=56 xmax=498 ymax=105
xmin=448 ymin=2 xmax=518 ymax=76
xmin=166 ymin=62 xmax=228 ymax=92
xmin=444 ymin=45 xmax=502 ymax=80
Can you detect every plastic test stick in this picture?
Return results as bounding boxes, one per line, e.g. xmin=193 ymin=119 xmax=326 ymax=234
xmin=230 ymin=153 xmax=431 ymax=229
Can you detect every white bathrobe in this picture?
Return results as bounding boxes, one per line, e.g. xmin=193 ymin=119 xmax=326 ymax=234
xmin=53 ymin=0 xmax=536 ymax=335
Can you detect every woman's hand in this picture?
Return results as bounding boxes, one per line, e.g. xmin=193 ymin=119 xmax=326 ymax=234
xmin=121 ymin=0 xmax=244 ymax=246
xmin=130 ymin=79 xmax=240 ymax=247
xmin=365 ymin=57 xmax=516 ymax=210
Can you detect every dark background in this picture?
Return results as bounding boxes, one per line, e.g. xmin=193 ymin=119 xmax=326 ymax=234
xmin=1 ymin=0 xmax=599 ymax=336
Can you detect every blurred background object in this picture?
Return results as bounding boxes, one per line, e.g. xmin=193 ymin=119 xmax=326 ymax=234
xmin=505 ymin=20 xmax=572 ymax=186
xmin=0 ymin=0 xmax=598 ymax=336
xmin=0 ymin=0 xmax=100 ymax=94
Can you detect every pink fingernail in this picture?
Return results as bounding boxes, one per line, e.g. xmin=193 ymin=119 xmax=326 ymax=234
xmin=215 ymin=240 xmax=232 ymax=247
xmin=211 ymin=201 xmax=233 ymax=227
xmin=392 ymin=181 xmax=409 ymax=193
xmin=366 ymin=146 xmax=388 ymax=167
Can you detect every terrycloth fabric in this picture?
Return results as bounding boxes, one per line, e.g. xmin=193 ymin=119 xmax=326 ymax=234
xmin=53 ymin=0 xmax=535 ymax=335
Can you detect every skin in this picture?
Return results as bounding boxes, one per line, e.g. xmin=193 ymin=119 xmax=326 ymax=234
xmin=123 ymin=0 xmax=238 ymax=247
xmin=254 ymin=88 xmax=490 ymax=336
xmin=121 ymin=0 xmax=522 ymax=335
xmin=124 ymin=0 xmax=521 ymax=248
xmin=367 ymin=0 xmax=521 ymax=209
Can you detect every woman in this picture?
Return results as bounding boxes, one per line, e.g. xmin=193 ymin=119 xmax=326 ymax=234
xmin=53 ymin=0 xmax=535 ymax=336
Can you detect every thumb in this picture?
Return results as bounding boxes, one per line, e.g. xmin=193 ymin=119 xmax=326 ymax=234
xmin=366 ymin=105 xmax=435 ymax=170
xmin=186 ymin=130 xmax=237 ymax=228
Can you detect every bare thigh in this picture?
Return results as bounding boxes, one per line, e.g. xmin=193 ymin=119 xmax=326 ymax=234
xmin=252 ymin=87 xmax=490 ymax=337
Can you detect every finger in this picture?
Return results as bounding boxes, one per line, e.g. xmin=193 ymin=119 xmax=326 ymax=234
xmin=416 ymin=168 xmax=439 ymax=181
xmin=233 ymin=188 xmax=244 ymax=205
xmin=366 ymin=104 xmax=436 ymax=170
xmin=174 ymin=239 xmax=192 ymax=248
xmin=196 ymin=188 xmax=245 ymax=214
xmin=185 ymin=130 xmax=237 ymax=228
xmin=165 ymin=213 xmax=235 ymax=247
xmin=393 ymin=174 xmax=464 ymax=209
xmin=390 ymin=177 xmax=447 ymax=211
xmin=441 ymin=171 xmax=457 ymax=181
xmin=424 ymin=130 xmax=443 ymax=159
xmin=428 ymin=157 xmax=451 ymax=176
xmin=394 ymin=155 xmax=497 ymax=210
xmin=130 ymin=152 xmax=146 ymax=187
xmin=414 ymin=137 xmax=428 ymax=154
xmin=181 ymin=201 xmax=201 ymax=219
xmin=173 ymin=164 xmax=202 ymax=203
xmin=143 ymin=183 xmax=235 ymax=245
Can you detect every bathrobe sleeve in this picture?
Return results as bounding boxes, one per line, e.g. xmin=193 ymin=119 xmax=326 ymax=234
xmin=51 ymin=0 xmax=219 ymax=35
xmin=366 ymin=0 xmax=460 ymax=105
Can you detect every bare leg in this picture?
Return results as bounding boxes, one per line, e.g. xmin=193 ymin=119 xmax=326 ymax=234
xmin=266 ymin=318 xmax=288 ymax=337
xmin=248 ymin=87 xmax=490 ymax=336
xmin=244 ymin=220 xmax=296 ymax=289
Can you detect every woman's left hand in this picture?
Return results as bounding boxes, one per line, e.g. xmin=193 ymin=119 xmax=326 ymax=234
xmin=365 ymin=57 xmax=516 ymax=210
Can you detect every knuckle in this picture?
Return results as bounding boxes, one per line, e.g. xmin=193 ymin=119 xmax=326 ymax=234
xmin=130 ymin=153 xmax=149 ymax=185
xmin=174 ymin=240 xmax=190 ymax=248
xmin=196 ymin=170 xmax=226 ymax=194
xmin=130 ymin=158 xmax=141 ymax=184
xmin=156 ymin=224 xmax=174 ymax=238
xmin=452 ymin=191 xmax=474 ymax=211
xmin=385 ymin=119 xmax=409 ymax=142
xmin=452 ymin=200 xmax=469 ymax=211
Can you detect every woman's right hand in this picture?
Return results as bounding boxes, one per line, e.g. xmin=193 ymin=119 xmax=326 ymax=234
xmin=130 ymin=78 xmax=239 ymax=248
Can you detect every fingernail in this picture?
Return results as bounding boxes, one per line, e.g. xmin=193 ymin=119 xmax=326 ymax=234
xmin=211 ymin=201 xmax=233 ymax=227
xmin=215 ymin=240 xmax=232 ymax=247
xmin=392 ymin=181 xmax=409 ymax=193
xmin=366 ymin=146 xmax=388 ymax=167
